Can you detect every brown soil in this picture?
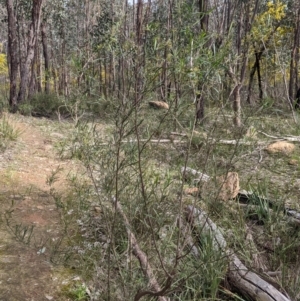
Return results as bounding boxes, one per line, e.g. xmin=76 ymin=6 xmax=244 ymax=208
xmin=0 ymin=114 xmax=79 ymax=301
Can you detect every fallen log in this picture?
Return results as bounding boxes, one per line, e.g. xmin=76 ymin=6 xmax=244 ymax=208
xmin=185 ymin=206 xmax=291 ymax=301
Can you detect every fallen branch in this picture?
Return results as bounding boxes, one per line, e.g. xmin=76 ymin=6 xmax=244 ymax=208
xmin=259 ymin=131 xmax=300 ymax=142
xmin=97 ymin=136 xmax=300 ymax=148
xmin=181 ymin=166 xmax=210 ymax=183
xmin=170 ymin=132 xmax=188 ymax=137
xmin=99 ymin=139 xmax=186 ymax=146
xmin=185 ymin=206 xmax=291 ymax=301
xmin=172 ymin=130 xmax=300 ymax=144
xmin=115 ymin=201 xmax=169 ymax=301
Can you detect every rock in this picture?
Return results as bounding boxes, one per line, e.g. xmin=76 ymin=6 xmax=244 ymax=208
xmin=266 ymin=141 xmax=295 ymax=155
xmin=216 ymin=172 xmax=240 ymax=201
xmin=148 ymin=101 xmax=169 ymax=110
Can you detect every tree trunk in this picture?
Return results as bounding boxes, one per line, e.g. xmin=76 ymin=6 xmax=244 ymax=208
xmin=231 ymin=0 xmax=259 ymax=127
xmin=28 ymin=41 xmax=41 ymax=99
xmin=17 ymin=0 xmax=43 ymax=103
xmin=288 ymin=7 xmax=300 ymax=107
xmin=6 ymin=0 xmax=19 ymax=111
xmin=247 ymin=51 xmax=263 ymax=103
xmin=134 ymin=0 xmax=144 ymax=105
xmin=196 ymin=0 xmax=209 ymax=123
xmin=49 ymin=23 xmax=57 ymax=94
xmin=233 ymin=84 xmax=242 ymax=127
xmin=41 ymin=21 xmax=50 ymax=94
xmin=99 ymin=63 xmax=103 ymax=96
xmin=196 ymin=84 xmax=205 ymax=124
xmin=28 ymin=65 xmax=37 ymax=99
xmin=256 ymin=52 xmax=263 ymax=100
xmin=247 ymin=23 xmax=282 ymax=104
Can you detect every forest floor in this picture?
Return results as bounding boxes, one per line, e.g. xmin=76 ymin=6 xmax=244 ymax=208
xmin=0 ymin=113 xmax=81 ymax=301
xmin=1 ymin=109 xmax=300 ymax=300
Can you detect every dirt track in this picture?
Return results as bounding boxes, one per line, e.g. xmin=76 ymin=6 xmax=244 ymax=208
xmin=0 ymin=114 xmax=77 ymax=300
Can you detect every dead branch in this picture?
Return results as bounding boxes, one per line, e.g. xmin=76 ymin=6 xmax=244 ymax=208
xmin=181 ymin=166 xmax=210 ymax=183
xmin=99 ymin=139 xmax=186 ymax=146
xmin=185 ymin=206 xmax=291 ymax=301
xmin=259 ymin=131 xmax=300 ymax=142
xmin=115 ymin=201 xmax=169 ymax=301
xmin=228 ymin=255 xmax=290 ymax=301
xmin=170 ymin=132 xmax=188 ymax=137
xmin=98 ymin=134 xmax=300 ymax=147
xmin=171 ymin=130 xmax=300 ymax=145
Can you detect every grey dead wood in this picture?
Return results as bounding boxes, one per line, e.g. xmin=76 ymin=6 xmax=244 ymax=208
xmin=98 ymin=139 xmax=186 ymax=146
xmin=181 ymin=166 xmax=210 ymax=183
xmin=98 ymin=132 xmax=300 ymax=148
xmin=259 ymin=132 xmax=300 ymax=142
xmin=97 ymin=137 xmax=291 ymax=147
xmin=185 ymin=206 xmax=291 ymax=301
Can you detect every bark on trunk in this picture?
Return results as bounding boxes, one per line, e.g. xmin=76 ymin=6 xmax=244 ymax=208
xmin=256 ymin=52 xmax=263 ymax=100
xmin=134 ymin=0 xmax=144 ymax=105
xmin=41 ymin=21 xmax=50 ymax=94
xmin=233 ymin=84 xmax=242 ymax=127
xmin=28 ymin=41 xmax=41 ymax=99
xmin=230 ymin=1 xmax=259 ymax=126
xmin=196 ymin=92 xmax=205 ymax=123
xmin=196 ymin=0 xmax=209 ymax=123
xmin=288 ymin=8 xmax=300 ymax=107
xmin=6 ymin=0 xmax=19 ymax=111
xmin=247 ymin=51 xmax=263 ymax=103
xmin=247 ymin=24 xmax=280 ymax=103
xmin=18 ymin=0 xmax=43 ymax=103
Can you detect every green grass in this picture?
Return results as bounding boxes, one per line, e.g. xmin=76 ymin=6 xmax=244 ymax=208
xmin=18 ymin=101 xmax=300 ymax=300
xmin=0 ymin=115 xmax=20 ymax=150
